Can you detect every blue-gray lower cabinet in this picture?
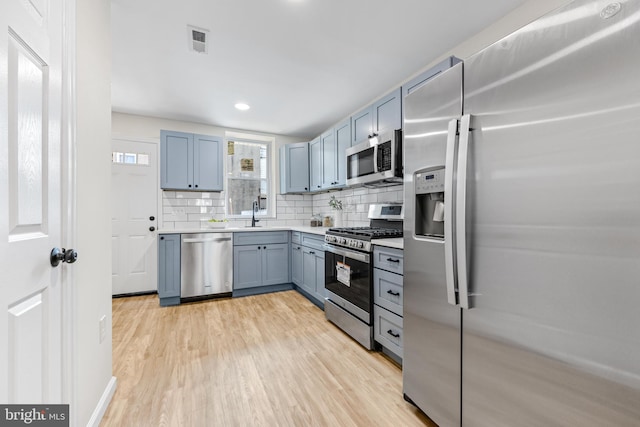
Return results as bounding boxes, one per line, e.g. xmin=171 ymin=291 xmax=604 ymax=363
xmin=233 ymin=245 xmax=262 ymax=289
xmin=295 ymin=233 xmax=326 ymax=307
xmin=291 ymin=244 xmax=303 ymax=285
xmin=158 ymin=234 xmax=181 ymax=306
xmin=373 ymin=246 xmax=404 ymax=361
xmin=233 ymin=231 xmax=291 ymax=294
xmin=302 ymin=247 xmax=325 ymax=304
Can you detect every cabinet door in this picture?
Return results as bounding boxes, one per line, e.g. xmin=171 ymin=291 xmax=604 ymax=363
xmin=402 ymin=56 xmax=460 ymax=98
xmin=373 ymin=88 xmax=402 ymax=134
xmin=158 ymin=234 xmax=181 ymax=305
xmin=263 ymin=243 xmax=290 ymax=286
xmin=281 ymin=142 xmax=309 ymax=193
xmin=291 ymin=244 xmax=303 ymax=285
xmin=301 ymin=247 xmax=317 ymax=295
xmin=351 ymin=106 xmax=373 ymax=145
xmin=313 ymin=250 xmax=326 ymax=302
xmin=194 ymin=134 xmax=223 ymax=191
xmin=334 ymin=119 xmax=351 ymax=187
xmin=160 ymin=130 xmax=193 ymax=190
xmin=309 ymin=136 xmax=323 ymax=191
xmin=233 ymin=245 xmax=262 ymax=289
xmin=321 ymin=129 xmax=337 ymax=188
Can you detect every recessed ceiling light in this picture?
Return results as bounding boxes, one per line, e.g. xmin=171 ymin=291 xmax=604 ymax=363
xmin=234 ymin=103 xmax=250 ymax=111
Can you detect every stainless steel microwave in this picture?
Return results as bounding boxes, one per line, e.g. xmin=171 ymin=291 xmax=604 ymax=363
xmin=345 ymin=129 xmax=403 ymax=187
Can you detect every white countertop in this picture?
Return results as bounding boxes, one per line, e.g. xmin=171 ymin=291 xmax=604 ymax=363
xmin=373 ymin=238 xmax=403 ymax=250
xmin=158 ymin=226 xmax=403 ymax=249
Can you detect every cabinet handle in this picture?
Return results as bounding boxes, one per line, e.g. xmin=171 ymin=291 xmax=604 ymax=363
xmin=263 ymin=246 xmax=267 ymax=249
xmin=304 ymin=187 xmax=308 ymax=190
xmin=258 ymin=246 xmax=261 ymax=250
xmin=386 ymin=289 xmax=400 ymax=297
xmin=160 ymin=236 xmax=164 ymax=240
xmin=188 ymin=184 xmax=192 ymax=188
xmin=149 ymin=216 xmax=155 ymax=221
xmin=387 ymin=329 xmax=400 ymax=338
xmin=309 ymin=251 xmax=315 ymax=255
xmin=386 ymin=258 xmax=400 ymax=263
xmin=195 ymin=184 xmax=198 ymax=188
xmin=149 ymin=226 xmax=156 ymax=232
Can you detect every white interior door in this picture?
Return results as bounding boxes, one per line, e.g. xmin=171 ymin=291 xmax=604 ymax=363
xmin=111 ymin=139 xmax=158 ymax=295
xmin=0 ymin=0 xmax=65 ymax=403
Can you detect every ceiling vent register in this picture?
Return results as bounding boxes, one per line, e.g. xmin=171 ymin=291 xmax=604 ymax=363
xmin=187 ymin=25 xmax=209 ymax=54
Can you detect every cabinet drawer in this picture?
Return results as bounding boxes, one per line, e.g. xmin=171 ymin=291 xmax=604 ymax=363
xmin=373 ymin=268 xmax=403 ymax=317
xmin=301 ymin=233 xmax=325 ymax=251
xmin=233 ymin=231 xmax=289 ymax=246
xmin=374 ymin=305 xmax=403 ymax=358
xmin=373 ymin=246 xmax=403 ymax=274
xmin=291 ymin=231 xmax=301 ymax=244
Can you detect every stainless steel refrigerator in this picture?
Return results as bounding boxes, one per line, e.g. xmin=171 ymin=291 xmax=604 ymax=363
xmin=402 ymin=0 xmax=640 ymax=426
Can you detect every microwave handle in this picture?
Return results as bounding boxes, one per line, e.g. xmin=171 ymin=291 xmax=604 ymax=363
xmin=374 ymin=143 xmax=381 ymax=173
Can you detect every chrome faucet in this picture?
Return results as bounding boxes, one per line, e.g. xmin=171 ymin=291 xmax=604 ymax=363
xmin=251 ymin=200 xmax=260 ymax=227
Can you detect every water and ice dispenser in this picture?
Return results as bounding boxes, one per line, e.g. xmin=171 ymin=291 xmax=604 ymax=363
xmin=414 ymin=167 xmax=445 ymax=238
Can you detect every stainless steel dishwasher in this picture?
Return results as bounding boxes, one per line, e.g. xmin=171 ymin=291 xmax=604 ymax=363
xmin=181 ymin=233 xmax=233 ymax=298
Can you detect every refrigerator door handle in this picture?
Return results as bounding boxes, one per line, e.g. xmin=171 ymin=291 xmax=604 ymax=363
xmin=457 ymin=114 xmax=472 ymax=309
xmin=444 ymin=118 xmax=459 ymax=306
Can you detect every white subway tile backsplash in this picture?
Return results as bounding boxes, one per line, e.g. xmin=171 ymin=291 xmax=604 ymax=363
xmin=160 ymin=186 xmax=402 ymax=230
xmin=360 ymin=193 xmax=378 ymax=203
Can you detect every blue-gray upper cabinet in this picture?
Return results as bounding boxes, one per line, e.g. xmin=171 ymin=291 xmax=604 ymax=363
xmin=402 ymin=56 xmax=461 ymax=98
xmin=351 ymin=88 xmax=402 ymax=145
xmin=334 ymin=118 xmax=352 ymax=187
xmin=309 ymin=136 xmax=323 ymax=192
xmin=322 ymin=118 xmax=352 ymax=189
xmin=160 ymin=130 xmax=223 ymax=191
xmin=321 ymin=129 xmax=336 ymax=188
xmin=351 ymin=106 xmax=373 ymax=145
xmin=280 ymin=142 xmax=309 ymax=194
xmin=158 ymin=234 xmax=180 ymax=306
xmin=373 ymin=88 xmax=402 ymax=136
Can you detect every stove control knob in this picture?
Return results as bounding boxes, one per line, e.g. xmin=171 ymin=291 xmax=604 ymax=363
xmin=358 ymin=242 xmax=364 ymax=248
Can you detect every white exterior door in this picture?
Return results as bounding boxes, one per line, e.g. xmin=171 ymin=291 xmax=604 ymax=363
xmin=111 ymin=139 xmax=158 ymax=295
xmin=0 ymin=0 xmax=65 ymax=403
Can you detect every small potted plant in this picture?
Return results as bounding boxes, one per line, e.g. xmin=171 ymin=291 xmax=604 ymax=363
xmin=328 ymin=195 xmax=343 ymax=227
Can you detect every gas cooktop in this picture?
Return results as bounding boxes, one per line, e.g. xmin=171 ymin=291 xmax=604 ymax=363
xmin=326 ymin=227 xmax=403 ymax=240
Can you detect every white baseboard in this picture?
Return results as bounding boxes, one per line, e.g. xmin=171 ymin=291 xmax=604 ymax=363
xmin=86 ymin=376 xmax=117 ymax=427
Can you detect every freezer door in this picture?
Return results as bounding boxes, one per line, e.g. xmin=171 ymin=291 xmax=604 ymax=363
xmin=403 ymin=63 xmax=463 ymax=427
xmin=461 ymin=0 xmax=640 ymax=425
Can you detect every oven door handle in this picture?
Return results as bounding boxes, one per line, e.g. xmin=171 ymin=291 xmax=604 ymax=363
xmin=323 ymin=244 xmax=370 ymax=263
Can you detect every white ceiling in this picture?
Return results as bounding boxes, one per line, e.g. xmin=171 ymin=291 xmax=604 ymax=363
xmin=111 ymin=0 xmax=528 ymax=139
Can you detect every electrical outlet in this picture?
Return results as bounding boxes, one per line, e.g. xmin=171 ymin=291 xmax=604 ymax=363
xmin=99 ymin=315 xmax=106 ymax=343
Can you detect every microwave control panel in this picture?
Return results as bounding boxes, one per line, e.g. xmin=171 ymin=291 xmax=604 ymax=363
xmin=415 ymin=167 xmax=445 ymax=194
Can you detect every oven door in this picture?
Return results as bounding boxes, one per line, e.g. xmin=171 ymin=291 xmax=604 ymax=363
xmin=324 ymin=244 xmax=372 ymax=323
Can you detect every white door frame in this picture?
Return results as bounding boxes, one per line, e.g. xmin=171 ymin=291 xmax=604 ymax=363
xmin=62 ymin=0 xmax=77 ymax=420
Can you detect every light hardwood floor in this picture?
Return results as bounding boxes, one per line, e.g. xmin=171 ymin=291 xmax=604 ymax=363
xmin=101 ymin=290 xmax=435 ymax=427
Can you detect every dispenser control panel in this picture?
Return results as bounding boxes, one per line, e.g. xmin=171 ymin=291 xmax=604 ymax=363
xmin=415 ymin=168 xmax=445 ymax=194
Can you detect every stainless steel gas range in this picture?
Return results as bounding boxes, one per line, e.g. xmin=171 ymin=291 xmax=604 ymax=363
xmin=323 ymin=203 xmax=403 ymax=349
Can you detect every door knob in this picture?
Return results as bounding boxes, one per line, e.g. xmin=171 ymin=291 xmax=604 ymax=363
xmin=50 ymin=247 xmax=78 ymax=267
xmin=149 ymin=226 xmax=156 ymax=232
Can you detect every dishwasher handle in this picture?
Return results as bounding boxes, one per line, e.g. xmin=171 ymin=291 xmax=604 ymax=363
xmin=182 ymin=237 xmax=232 ymax=243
